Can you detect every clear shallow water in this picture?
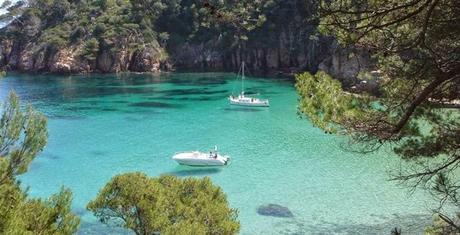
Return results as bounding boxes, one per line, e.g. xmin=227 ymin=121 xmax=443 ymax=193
xmin=0 ymin=73 xmax=434 ymax=234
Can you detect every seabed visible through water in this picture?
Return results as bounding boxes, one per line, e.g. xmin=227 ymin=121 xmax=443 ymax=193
xmin=0 ymin=72 xmax=434 ymax=234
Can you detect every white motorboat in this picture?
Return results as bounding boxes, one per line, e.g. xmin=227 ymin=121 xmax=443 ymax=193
xmin=172 ymin=146 xmax=230 ymax=166
xmin=229 ymin=62 xmax=270 ymax=107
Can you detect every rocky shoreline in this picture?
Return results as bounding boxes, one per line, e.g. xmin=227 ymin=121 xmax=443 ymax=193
xmin=0 ymin=36 xmax=374 ymax=87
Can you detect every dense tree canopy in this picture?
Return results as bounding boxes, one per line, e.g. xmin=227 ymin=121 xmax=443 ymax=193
xmin=297 ymin=0 xmax=459 ymax=232
xmin=87 ymin=172 xmax=240 ymax=235
xmin=1 ymin=0 xmax=327 ymax=72
xmin=0 ymin=92 xmax=80 ymax=234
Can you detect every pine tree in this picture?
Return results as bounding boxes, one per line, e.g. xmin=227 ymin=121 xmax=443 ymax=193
xmin=88 ymin=172 xmax=240 ymax=235
xmin=0 ymin=91 xmax=80 ymax=234
xmin=297 ymin=0 xmax=460 ymax=232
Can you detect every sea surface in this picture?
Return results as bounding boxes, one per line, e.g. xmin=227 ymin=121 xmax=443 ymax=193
xmin=0 ymin=73 xmax=435 ymax=234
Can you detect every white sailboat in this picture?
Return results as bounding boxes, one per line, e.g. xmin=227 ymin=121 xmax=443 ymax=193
xmin=228 ymin=62 xmax=269 ymax=107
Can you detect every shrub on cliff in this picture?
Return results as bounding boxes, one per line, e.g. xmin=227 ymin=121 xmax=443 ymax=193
xmin=82 ymin=38 xmax=99 ymax=61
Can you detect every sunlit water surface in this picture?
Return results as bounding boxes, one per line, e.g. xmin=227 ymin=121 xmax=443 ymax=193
xmin=0 ymin=73 xmax=435 ymax=234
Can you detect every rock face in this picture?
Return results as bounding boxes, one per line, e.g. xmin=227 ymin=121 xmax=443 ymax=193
xmin=0 ymin=29 xmax=371 ymax=84
xmin=172 ymin=42 xmax=224 ymax=71
xmin=129 ymin=48 xmax=164 ymax=73
xmin=0 ymin=12 xmax=168 ymax=74
xmin=318 ymin=43 xmax=375 ymax=86
xmin=0 ymin=38 xmax=167 ymax=74
xmin=257 ymin=204 xmax=294 ymax=218
xmin=173 ymin=25 xmax=334 ymax=77
xmin=170 ymin=13 xmax=372 ymax=85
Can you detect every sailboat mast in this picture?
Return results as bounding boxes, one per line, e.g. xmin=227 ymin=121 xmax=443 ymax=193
xmin=241 ymin=62 xmax=245 ymax=94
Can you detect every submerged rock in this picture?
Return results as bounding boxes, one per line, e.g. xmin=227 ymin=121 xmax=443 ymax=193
xmin=257 ymin=204 xmax=294 ymax=218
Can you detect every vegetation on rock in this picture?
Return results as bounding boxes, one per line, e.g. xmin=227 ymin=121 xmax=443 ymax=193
xmin=0 ymin=0 xmax=335 ymax=75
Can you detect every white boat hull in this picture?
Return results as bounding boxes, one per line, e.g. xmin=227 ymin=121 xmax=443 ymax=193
xmin=229 ymin=96 xmax=269 ymax=107
xmin=172 ymin=151 xmax=229 ymax=166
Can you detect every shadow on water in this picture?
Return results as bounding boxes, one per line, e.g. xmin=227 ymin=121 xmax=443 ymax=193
xmin=23 ymin=87 xmax=157 ymax=103
xmin=100 ymin=108 xmax=119 ymax=112
xmin=91 ymin=150 xmax=108 ymax=157
xmin=165 ymin=166 xmax=223 ymax=177
xmin=223 ymin=107 xmax=265 ymax=112
xmin=128 ymin=102 xmax=183 ymax=109
xmin=167 ymin=77 xmax=228 ymax=86
xmin=123 ymin=115 xmax=152 ymax=122
xmin=122 ymin=110 xmax=163 ymax=118
xmin=155 ymin=88 xmax=228 ymax=97
xmin=275 ymin=213 xmax=431 ymax=235
xmin=152 ymin=95 xmax=223 ymax=102
xmin=41 ymin=152 xmax=60 ymax=160
xmin=112 ymin=100 xmax=129 ymax=104
xmin=65 ymin=106 xmax=96 ymax=111
xmin=47 ymin=114 xmax=86 ymax=120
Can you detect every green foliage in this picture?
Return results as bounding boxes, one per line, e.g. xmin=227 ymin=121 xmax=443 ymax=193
xmin=158 ymin=31 xmax=169 ymax=45
xmin=2 ymin=0 xmax=325 ymax=70
xmin=93 ymin=23 xmax=106 ymax=38
xmin=296 ymin=71 xmax=375 ymax=133
xmin=0 ymin=0 xmax=25 ymax=25
xmin=296 ymin=71 xmax=350 ymax=132
xmin=2 ymin=0 xmax=169 ymax=61
xmin=87 ymin=172 xmax=240 ymax=235
xmin=1 ymin=186 xmax=80 ymax=235
xmin=82 ymin=38 xmax=99 ymax=61
xmin=425 ymin=213 xmax=460 ymax=235
xmin=0 ymin=91 xmax=80 ymax=234
xmin=299 ymin=0 xmax=460 ymax=231
xmin=69 ymin=26 xmax=85 ymax=43
xmin=41 ymin=26 xmax=70 ymax=50
xmin=0 ymin=92 xmax=48 ymax=182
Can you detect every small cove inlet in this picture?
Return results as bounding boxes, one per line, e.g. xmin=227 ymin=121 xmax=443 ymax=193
xmin=0 ymin=72 xmax=436 ymax=234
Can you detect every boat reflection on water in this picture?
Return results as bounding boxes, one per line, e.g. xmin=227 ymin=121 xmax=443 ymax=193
xmin=167 ymin=167 xmax=223 ymax=177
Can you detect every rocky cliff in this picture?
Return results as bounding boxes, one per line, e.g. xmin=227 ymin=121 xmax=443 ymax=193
xmin=1 ymin=40 xmax=167 ymax=74
xmin=0 ymin=23 xmax=167 ymax=74
xmin=0 ymin=0 xmax=371 ymax=86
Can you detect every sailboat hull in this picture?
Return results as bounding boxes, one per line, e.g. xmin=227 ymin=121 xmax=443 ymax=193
xmin=229 ymin=96 xmax=270 ymax=107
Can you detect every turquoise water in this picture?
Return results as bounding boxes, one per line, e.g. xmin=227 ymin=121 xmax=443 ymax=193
xmin=0 ymin=73 xmax=434 ymax=234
